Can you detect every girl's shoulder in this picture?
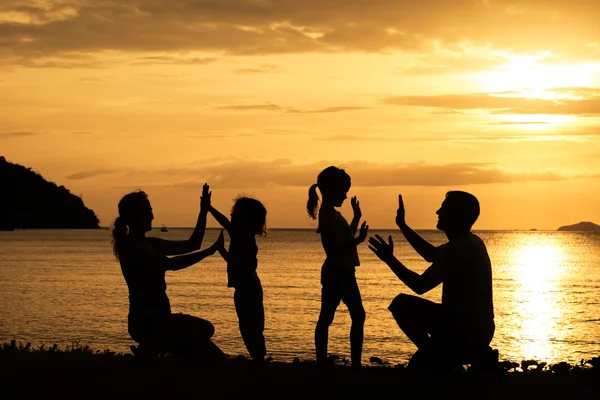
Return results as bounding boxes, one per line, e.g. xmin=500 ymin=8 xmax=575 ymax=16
xmin=318 ymin=207 xmax=341 ymax=219
xmin=318 ymin=209 xmax=346 ymax=231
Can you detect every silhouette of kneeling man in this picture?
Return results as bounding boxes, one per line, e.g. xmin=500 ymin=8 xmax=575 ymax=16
xmin=369 ymin=191 xmax=497 ymax=372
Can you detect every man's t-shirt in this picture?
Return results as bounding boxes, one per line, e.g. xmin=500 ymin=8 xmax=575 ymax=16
xmin=427 ymin=232 xmax=495 ymax=344
xmin=318 ymin=208 xmax=360 ymax=270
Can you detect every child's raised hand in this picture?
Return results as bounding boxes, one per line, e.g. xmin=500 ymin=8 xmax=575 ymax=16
xmin=351 ymin=196 xmax=362 ymax=219
xmin=200 ymin=183 xmax=212 ymax=211
xmin=357 ymin=220 xmax=369 ymax=243
xmin=212 ymin=230 xmax=224 ymax=253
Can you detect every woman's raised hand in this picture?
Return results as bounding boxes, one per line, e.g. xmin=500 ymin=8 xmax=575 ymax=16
xmin=201 ymin=183 xmax=212 ymax=211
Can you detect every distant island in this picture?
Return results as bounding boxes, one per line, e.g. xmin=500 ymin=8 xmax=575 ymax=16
xmin=557 ymin=221 xmax=600 ymax=232
xmin=0 ymin=156 xmax=100 ymax=229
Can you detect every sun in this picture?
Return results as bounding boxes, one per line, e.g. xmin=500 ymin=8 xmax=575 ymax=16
xmin=477 ymin=51 xmax=597 ymax=96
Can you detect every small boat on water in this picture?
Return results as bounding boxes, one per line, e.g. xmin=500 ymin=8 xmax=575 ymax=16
xmin=160 ymin=225 xmax=168 ymax=232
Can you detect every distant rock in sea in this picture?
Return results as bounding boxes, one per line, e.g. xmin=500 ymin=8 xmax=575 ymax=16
xmin=557 ymin=221 xmax=600 ymax=232
xmin=0 ymin=156 xmax=100 ymax=229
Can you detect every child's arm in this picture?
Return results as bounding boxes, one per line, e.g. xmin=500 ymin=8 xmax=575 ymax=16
xmin=349 ymin=196 xmax=361 ymax=235
xmin=209 ymin=205 xmax=232 ymax=233
xmin=217 ymin=246 xmax=229 ymax=262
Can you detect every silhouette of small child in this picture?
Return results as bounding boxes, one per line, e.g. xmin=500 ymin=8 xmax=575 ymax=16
xmin=307 ymin=166 xmax=369 ymax=368
xmin=210 ymin=196 xmax=267 ymax=362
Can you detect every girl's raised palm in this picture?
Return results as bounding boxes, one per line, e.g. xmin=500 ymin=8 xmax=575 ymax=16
xmin=351 ymin=196 xmax=362 ymax=219
xmin=357 ymin=221 xmax=369 ymax=243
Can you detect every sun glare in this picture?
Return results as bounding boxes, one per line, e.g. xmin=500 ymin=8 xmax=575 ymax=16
xmin=478 ymin=52 xmax=597 ymax=95
xmin=511 ymin=239 xmax=566 ymax=361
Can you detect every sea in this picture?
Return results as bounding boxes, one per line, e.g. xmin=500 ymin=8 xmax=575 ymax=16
xmin=1 ymin=228 xmax=599 ymax=365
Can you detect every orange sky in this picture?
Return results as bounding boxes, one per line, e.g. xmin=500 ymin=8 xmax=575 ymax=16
xmin=1 ymin=0 xmax=599 ymax=229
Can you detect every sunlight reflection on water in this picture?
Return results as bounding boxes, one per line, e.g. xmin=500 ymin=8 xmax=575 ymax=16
xmin=512 ymin=240 xmax=564 ymax=361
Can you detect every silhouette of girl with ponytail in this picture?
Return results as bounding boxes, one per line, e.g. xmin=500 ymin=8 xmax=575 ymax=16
xmin=307 ymin=166 xmax=369 ymax=368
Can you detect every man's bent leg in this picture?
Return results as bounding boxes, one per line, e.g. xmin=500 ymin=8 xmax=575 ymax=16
xmin=388 ymin=293 xmax=443 ymax=350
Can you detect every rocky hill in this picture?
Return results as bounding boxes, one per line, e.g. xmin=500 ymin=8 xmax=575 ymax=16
xmin=0 ymin=156 xmax=100 ymax=229
xmin=557 ymin=221 xmax=600 ymax=232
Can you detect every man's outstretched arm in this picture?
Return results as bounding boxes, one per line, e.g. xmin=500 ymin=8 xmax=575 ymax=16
xmin=368 ymin=234 xmax=441 ymax=295
xmin=396 ymin=194 xmax=437 ymax=262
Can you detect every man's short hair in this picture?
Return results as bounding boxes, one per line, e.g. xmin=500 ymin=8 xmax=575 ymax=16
xmin=445 ymin=191 xmax=480 ymax=228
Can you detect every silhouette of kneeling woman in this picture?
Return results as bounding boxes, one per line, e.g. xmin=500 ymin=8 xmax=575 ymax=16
xmin=112 ymin=184 xmax=226 ymax=362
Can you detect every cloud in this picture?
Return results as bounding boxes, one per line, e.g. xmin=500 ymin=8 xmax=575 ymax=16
xmin=316 ymin=134 xmax=401 ymax=142
xmin=1 ymin=53 xmax=102 ymax=68
xmin=78 ymin=77 xmax=103 ymax=82
xmin=287 ymin=106 xmax=370 ymax=114
xmin=130 ymin=56 xmax=217 ymax=66
xmin=398 ymin=50 xmax=510 ymax=76
xmin=66 ymin=169 xmax=120 ymax=180
xmin=1 ymin=0 xmax=599 ymax=61
xmin=383 ymin=88 xmax=600 ymax=116
xmin=107 ymin=158 xmax=592 ymax=190
xmin=430 ymin=109 xmax=464 ymax=115
xmin=231 ymin=64 xmax=279 ymax=74
xmin=0 ymin=131 xmax=37 ymax=138
xmin=215 ymin=103 xmax=369 ymax=113
xmin=215 ymin=104 xmax=284 ymax=112
xmin=491 ymin=121 xmax=550 ymax=125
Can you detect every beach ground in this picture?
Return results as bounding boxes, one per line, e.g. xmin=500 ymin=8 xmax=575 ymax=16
xmin=1 ymin=345 xmax=599 ymax=399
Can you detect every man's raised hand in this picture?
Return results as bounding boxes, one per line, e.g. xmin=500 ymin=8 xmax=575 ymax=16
xmin=395 ymin=194 xmax=406 ymax=228
xmin=368 ymin=234 xmax=394 ymax=263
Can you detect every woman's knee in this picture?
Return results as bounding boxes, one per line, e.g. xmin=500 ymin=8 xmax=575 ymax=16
xmin=173 ymin=313 xmax=215 ymax=340
xmin=388 ymin=293 xmax=413 ymax=316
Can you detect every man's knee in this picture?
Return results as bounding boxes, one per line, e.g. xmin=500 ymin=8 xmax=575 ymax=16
xmin=203 ymin=320 xmax=215 ymax=338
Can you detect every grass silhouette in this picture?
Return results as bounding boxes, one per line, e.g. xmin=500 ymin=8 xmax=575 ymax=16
xmin=1 ymin=339 xmax=599 ymax=398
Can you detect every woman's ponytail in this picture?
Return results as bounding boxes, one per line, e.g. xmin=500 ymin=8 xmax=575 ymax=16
xmin=307 ymin=183 xmax=320 ymax=220
xmin=112 ymin=216 xmax=128 ymax=260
